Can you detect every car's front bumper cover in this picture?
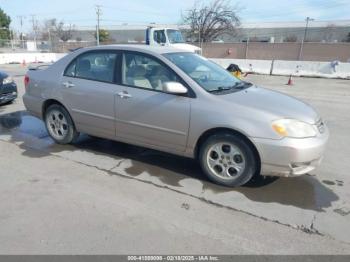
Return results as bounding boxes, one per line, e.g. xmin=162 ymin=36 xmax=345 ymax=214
xmin=251 ymin=125 xmax=329 ymax=177
xmin=0 ymin=91 xmax=17 ymax=104
xmin=0 ymin=82 xmax=17 ymax=105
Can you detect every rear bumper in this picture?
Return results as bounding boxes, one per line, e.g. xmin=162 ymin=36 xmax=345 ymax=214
xmin=251 ymin=127 xmax=329 ymax=177
xmin=23 ymin=93 xmax=43 ymax=119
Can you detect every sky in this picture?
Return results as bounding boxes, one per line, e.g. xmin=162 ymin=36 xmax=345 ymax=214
xmin=0 ymin=0 xmax=349 ymax=32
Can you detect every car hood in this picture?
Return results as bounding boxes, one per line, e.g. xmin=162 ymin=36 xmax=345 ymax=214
xmin=220 ymin=85 xmax=319 ymax=124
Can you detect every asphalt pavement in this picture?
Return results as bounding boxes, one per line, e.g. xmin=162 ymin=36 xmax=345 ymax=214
xmin=0 ymin=64 xmax=349 ymax=254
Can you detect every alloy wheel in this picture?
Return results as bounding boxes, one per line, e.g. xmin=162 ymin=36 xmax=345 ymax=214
xmin=206 ymin=142 xmax=246 ymax=180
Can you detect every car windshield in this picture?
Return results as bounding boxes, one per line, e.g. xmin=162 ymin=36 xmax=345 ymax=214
xmin=164 ymin=52 xmax=246 ymax=93
xmin=166 ymin=29 xmax=185 ymax=44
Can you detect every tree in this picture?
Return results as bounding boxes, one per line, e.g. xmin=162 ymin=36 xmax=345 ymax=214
xmin=182 ymin=0 xmax=240 ymax=43
xmin=40 ymin=19 xmax=73 ymax=42
xmin=39 ymin=19 xmax=55 ymax=41
xmin=94 ymin=29 xmax=109 ymax=43
xmin=0 ymin=8 xmax=11 ymax=39
xmin=55 ymin=21 xmax=74 ymax=42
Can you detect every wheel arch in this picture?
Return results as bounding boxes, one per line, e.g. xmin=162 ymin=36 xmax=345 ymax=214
xmin=42 ymin=99 xmax=67 ymax=119
xmin=42 ymin=99 xmax=77 ymax=131
xmin=194 ymin=127 xmax=261 ymax=175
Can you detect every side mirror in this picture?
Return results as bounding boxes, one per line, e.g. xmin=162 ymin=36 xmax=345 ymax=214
xmin=163 ymin=82 xmax=188 ymax=94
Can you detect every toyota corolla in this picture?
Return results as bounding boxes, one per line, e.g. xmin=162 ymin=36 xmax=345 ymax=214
xmin=23 ymin=45 xmax=329 ymax=187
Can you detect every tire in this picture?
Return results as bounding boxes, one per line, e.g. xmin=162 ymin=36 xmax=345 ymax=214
xmin=199 ymin=132 xmax=258 ymax=187
xmin=44 ymin=104 xmax=79 ymax=144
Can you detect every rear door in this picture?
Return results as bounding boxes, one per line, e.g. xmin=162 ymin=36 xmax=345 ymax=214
xmin=115 ymin=51 xmax=191 ymax=152
xmin=60 ymin=50 xmax=122 ymax=138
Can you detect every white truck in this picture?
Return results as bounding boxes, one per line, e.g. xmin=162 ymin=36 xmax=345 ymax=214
xmin=145 ymin=27 xmax=201 ymax=54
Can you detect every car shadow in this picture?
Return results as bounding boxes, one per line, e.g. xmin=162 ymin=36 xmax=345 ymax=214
xmin=0 ymin=110 xmax=339 ymax=211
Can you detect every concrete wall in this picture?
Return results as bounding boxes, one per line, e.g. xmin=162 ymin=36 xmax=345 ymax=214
xmin=272 ymin=60 xmax=350 ymax=79
xmin=203 ymin=42 xmax=350 ymax=62
xmin=210 ymin=58 xmax=350 ymax=79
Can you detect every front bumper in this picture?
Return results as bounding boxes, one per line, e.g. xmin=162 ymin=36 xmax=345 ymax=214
xmin=0 ymin=82 xmax=17 ymax=105
xmin=251 ymin=127 xmax=329 ymax=177
xmin=0 ymin=91 xmax=17 ymax=105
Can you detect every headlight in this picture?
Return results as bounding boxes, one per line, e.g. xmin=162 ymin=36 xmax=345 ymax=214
xmin=2 ymin=76 xmax=13 ymax=84
xmin=272 ymin=119 xmax=317 ymax=138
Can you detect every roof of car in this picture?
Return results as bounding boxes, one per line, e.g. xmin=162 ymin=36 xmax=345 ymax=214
xmin=83 ymin=44 xmax=189 ymax=55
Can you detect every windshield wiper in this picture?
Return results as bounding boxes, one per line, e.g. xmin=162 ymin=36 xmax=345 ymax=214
xmin=208 ymin=82 xmax=252 ymax=93
xmin=208 ymin=86 xmax=233 ymax=93
xmin=232 ymin=81 xmax=253 ymax=89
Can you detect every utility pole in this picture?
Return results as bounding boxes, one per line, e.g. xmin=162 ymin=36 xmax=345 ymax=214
xmin=195 ymin=24 xmax=202 ymax=55
xmin=10 ymin=28 xmax=14 ymax=50
xmin=95 ymin=5 xmax=102 ymax=46
xmin=48 ymin=28 xmax=52 ymax=52
xmin=17 ymin=15 xmax=25 ymax=49
xmin=298 ymin=17 xmax=314 ymax=60
xmin=30 ymin=14 xmax=37 ymax=50
xmin=198 ymin=27 xmax=201 ymax=52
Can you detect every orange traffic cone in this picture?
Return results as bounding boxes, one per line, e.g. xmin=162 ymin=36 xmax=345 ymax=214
xmin=286 ymin=75 xmax=293 ymax=86
xmin=21 ymin=59 xmax=26 ymax=67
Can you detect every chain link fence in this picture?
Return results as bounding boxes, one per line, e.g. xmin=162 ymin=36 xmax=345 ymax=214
xmin=0 ymin=39 xmax=52 ymax=52
xmin=1 ymin=38 xmax=350 ymax=62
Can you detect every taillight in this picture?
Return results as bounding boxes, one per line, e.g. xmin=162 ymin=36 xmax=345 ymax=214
xmin=24 ymin=75 xmax=29 ymax=90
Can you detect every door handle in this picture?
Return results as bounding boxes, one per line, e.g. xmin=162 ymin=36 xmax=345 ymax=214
xmin=117 ymin=91 xmax=132 ymax=99
xmin=62 ymin=81 xmax=75 ymax=88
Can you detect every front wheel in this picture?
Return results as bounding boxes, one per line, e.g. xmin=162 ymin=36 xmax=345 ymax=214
xmin=45 ymin=104 xmax=79 ymax=144
xmin=199 ymin=132 xmax=258 ymax=187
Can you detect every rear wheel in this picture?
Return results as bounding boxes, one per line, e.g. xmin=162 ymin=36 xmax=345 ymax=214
xmin=45 ymin=104 xmax=79 ymax=144
xmin=199 ymin=132 xmax=258 ymax=187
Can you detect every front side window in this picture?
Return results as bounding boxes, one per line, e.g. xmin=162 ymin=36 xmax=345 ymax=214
xmin=64 ymin=51 xmax=118 ymax=83
xmin=166 ymin=29 xmax=185 ymax=44
xmin=164 ymin=52 xmax=248 ymax=93
xmin=122 ymin=52 xmax=179 ymax=91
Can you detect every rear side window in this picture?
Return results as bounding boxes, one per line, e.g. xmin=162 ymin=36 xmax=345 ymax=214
xmin=64 ymin=51 xmax=119 ymax=83
xmin=65 ymin=62 xmax=76 ymax=77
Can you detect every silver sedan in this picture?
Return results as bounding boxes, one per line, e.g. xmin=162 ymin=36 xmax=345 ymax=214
xmin=23 ymin=45 xmax=329 ymax=187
